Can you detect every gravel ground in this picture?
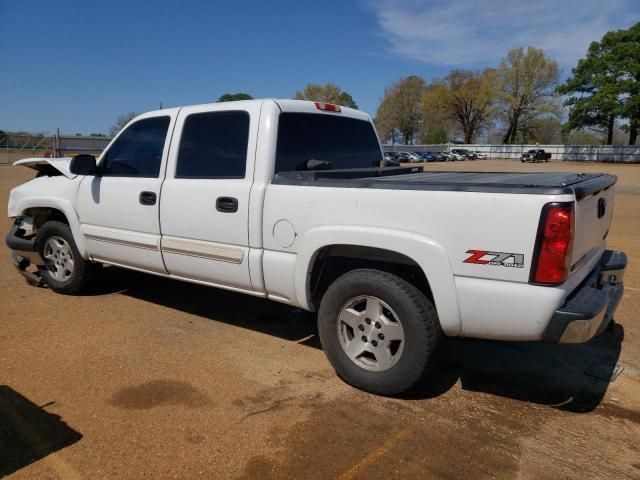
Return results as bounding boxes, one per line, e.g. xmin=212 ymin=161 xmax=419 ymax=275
xmin=1 ymin=160 xmax=639 ymax=479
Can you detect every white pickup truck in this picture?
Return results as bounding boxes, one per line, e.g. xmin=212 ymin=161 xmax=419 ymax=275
xmin=6 ymin=100 xmax=627 ymax=395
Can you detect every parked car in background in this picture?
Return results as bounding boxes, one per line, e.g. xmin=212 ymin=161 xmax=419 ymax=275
xmin=413 ymin=152 xmax=436 ymax=162
xmin=463 ymin=149 xmax=478 ymax=160
xmin=406 ymin=152 xmax=424 ymax=163
xmin=440 ymin=152 xmax=454 ymax=161
xmin=521 ymin=149 xmax=552 ymax=163
xmin=474 ymin=151 xmax=488 ymax=159
xmin=394 ymin=152 xmax=412 ymax=163
xmin=449 ymin=149 xmax=467 ymax=161
xmin=395 ymin=151 xmax=423 ymax=163
xmin=384 ymin=151 xmax=399 ymax=161
xmin=428 ymin=151 xmax=446 ymax=162
xmin=380 ymin=158 xmax=400 ymax=167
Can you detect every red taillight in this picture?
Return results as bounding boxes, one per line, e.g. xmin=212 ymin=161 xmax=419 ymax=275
xmin=315 ymin=102 xmax=341 ymax=112
xmin=532 ymin=204 xmax=574 ymax=284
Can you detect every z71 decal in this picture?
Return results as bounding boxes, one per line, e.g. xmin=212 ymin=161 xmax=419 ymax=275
xmin=464 ymin=250 xmax=524 ymax=268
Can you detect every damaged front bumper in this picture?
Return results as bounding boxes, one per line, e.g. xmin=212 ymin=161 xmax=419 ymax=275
xmin=5 ymin=220 xmax=45 ymax=286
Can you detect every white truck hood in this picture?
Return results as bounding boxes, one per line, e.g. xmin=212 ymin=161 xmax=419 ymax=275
xmin=13 ymin=157 xmax=77 ymax=179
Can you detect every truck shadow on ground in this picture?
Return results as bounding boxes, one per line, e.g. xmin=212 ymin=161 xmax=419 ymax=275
xmin=408 ymin=327 xmax=623 ymax=413
xmin=101 ymin=267 xmax=622 ymax=414
xmin=0 ymin=385 xmax=82 ymax=477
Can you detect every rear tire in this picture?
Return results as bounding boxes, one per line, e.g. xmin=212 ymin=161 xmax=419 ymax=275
xmin=318 ymin=269 xmax=441 ymax=395
xmin=36 ymin=221 xmax=98 ymax=294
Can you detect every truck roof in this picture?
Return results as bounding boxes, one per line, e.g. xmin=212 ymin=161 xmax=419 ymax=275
xmin=136 ymin=99 xmax=370 ymax=122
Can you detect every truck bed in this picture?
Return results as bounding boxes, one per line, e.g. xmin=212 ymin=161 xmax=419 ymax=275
xmin=273 ymin=168 xmax=617 ymax=199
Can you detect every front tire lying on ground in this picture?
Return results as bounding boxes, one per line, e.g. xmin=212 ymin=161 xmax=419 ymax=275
xmin=318 ymin=269 xmax=441 ymax=396
xmin=35 ymin=221 xmax=98 ymax=294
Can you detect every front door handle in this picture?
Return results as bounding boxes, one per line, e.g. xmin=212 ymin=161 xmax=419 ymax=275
xmin=139 ymin=191 xmax=157 ymax=206
xmin=216 ymin=196 xmax=238 ymax=213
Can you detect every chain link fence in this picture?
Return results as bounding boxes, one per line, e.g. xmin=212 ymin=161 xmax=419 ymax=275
xmin=1 ymin=133 xmax=112 ymax=164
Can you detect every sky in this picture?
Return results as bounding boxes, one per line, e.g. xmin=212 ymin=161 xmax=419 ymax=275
xmin=0 ymin=0 xmax=637 ymax=135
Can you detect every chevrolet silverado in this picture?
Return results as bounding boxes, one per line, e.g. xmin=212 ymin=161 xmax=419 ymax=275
xmin=6 ymin=100 xmax=627 ymax=395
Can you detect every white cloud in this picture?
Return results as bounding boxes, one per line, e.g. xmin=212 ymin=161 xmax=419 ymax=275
xmin=367 ymin=0 xmax=635 ymax=68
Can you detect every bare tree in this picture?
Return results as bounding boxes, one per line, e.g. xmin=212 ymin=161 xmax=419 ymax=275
xmin=422 ymin=69 xmax=496 ymax=143
xmin=109 ymin=112 xmax=138 ymax=137
xmin=497 ymin=47 xmax=560 ymax=144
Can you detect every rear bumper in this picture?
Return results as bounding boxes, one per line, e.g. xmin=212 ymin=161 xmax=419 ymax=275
xmin=543 ymin=250 xmax=627 ymax=343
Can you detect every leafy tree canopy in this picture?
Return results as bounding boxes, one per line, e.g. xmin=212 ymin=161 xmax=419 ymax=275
xmin=422 ymin=69 xmax=496 ymax=144
xmin=218 ymin=93 xmax=253 ymax=102
xmin=497 ymin=47 xmax=560 ymax=144
xmin=557 ymin=22 xmax=640 ymax=145
xmin=375 ymin=76 xmax=426 ymax=144
xmin=294 ymin=83 xmax=358 ymax=109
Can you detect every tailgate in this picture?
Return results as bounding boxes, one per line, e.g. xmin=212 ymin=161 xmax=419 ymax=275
xmin=570 ymin=179 xmax=616 ymax=277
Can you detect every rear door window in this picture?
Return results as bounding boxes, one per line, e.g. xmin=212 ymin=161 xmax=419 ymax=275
xmin=176 ymin=111 xmax=250 ymax=179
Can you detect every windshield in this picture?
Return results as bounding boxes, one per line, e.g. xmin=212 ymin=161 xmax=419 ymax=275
xmin=275 ymin=113 xmax=382 ymax=172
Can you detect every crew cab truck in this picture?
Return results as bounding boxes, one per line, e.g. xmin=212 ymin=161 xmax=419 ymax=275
xmin=6 ymin=100 xmax=627 ymax=395
xmin=521 ymin=149 xmax=552 ymax=163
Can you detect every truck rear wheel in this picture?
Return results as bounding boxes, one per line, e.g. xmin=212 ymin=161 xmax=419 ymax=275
xmin=318 ymin=269 xmax=441 ymax=395
xmin=35 ymin=221 xmax=98 ymax=294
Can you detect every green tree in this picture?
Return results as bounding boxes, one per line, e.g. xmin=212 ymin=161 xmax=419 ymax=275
xmin=420 ymin=125 xmax=449 ymax=144
xmin=294 ymin=83 xmax=358 ymax=109
xmin=497 ymin=47 xmax=560 ymax=144
xmin=374 ymin=97 xmax=400 ymax=143
xmin=218 ymin=93 xmax=253 ymax=102
xmin=110 ymin=112 xmax=138 ymax=137
xmin=375 ymin=76 xmax=426 ymax=144
xmin=523 ymin=117 xmax=563 ymax=144
xmin=422 ymin=69 xmax=496 ymax=143
xmin=557 ymin=22 xmax=640 ymax=145
xmin=564 ymin=127 xmax=602 ymax=145
xmin=419 ymin=82 xmax=453 ymax=143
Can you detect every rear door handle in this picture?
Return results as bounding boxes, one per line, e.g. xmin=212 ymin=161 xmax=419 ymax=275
xmin=216 ymin=196 xmax=238 ymax=213
xmin=139 ymin=191 xmax=157 ymax=206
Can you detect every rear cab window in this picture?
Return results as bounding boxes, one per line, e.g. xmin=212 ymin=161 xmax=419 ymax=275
xmin=275 ymin=113 xmax=382 ymax=173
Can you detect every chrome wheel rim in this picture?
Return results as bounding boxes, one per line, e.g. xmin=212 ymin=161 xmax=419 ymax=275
xmin=43 ymin=236 xmax=74 ymax=282
xmin=337 ymin=295 xmax=405 ymax=372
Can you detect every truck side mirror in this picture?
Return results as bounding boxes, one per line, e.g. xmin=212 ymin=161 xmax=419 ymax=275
xmin=70 ymin=154 xmax=98 ymax=175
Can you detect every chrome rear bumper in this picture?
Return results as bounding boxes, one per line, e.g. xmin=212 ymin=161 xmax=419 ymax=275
xmin=544 ymin=250 xmax=626 ymax=344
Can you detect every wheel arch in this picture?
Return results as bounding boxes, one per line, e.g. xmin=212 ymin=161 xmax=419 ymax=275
xmin=17 ymin=198 xmax=88 ymax=258
xmin=294 ymin=226 xmax=462 ymax=336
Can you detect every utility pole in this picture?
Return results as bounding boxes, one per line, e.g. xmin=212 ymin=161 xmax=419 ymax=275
xmin=55 ymin=128 xmax=60 ymax=157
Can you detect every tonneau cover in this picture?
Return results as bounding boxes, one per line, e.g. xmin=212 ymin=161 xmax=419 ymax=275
xmin=273 ymin=169 xmax=617 ymax=199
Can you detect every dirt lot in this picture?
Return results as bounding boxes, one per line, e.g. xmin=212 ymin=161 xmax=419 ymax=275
xmin=1 ymin=160 xmax=639 ymax=479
